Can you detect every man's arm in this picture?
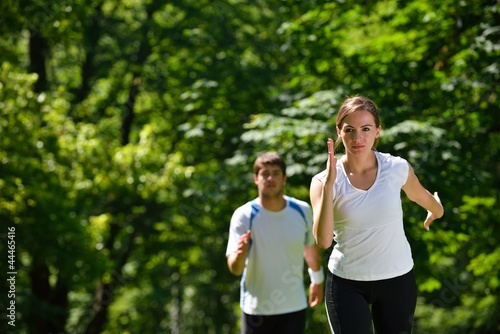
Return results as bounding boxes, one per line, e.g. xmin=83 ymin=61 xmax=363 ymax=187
xmin=227 ymin=230 xmax=251 ymax=276
xmin=304 ymin=244 xmax=322 ymax=271
xmin=304 ymin=244 xmax=324 ymax=307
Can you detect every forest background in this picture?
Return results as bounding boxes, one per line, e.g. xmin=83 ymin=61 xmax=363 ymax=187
xmin=0 ymin=0 xmax=499 ymax=333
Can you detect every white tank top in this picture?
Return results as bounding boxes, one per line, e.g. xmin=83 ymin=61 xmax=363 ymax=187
xmin=313 ymin=151 xmax=413 ymax=281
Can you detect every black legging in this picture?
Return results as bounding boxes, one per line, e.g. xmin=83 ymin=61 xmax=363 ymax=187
xmin=325 ymin=269 xmax=417 ymax=334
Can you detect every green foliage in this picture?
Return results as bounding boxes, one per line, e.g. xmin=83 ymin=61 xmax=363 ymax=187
xmin=0 ymin=0 xmax=499 ymax=333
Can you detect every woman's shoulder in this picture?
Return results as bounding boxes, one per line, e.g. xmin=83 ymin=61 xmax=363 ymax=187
xmin=312 ymin=169 xmax=327 ymax=183
xmin=312 ymin=160 xmax=344 ymax=183
xmin=375 ymin=151 xmax=409 ymax=180
xmin=375 ymin=151 xmax=408 ymax=165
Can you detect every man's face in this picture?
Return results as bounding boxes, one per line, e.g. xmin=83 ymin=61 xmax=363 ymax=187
xmin=254 ymin=164 xmax=287 ymax=198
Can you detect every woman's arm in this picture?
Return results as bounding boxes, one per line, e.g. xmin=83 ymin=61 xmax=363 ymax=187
xmin=310 ymin=138 xmax=336 ymax=249
xmin=402 ymin=163 xmax=444 ymax=230
xmin=310 ymin=179 xmax=334 ymax=248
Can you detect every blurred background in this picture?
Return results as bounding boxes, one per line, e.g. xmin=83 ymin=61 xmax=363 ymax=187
xmin=0 ymin=0 xmax=498 ymax=333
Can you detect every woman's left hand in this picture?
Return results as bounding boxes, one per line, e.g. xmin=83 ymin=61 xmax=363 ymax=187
xmin=423 ymin=192 xmax=441 ymax=230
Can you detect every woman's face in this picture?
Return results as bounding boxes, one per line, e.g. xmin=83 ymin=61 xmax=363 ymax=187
xmin=337 ymin=110 xmax=381 ymax=155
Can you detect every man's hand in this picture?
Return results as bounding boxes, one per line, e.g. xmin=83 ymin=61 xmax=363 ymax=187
xmin=227 ymin=230 xmax=251 ymax=276
xmin=236 ymin=230 xmax=251 ymax=254
xmin=308 ymin=282 xmax=324 ymax=308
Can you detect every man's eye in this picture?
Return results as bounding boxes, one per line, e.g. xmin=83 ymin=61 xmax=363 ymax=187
xmin=261 ymin=172 xmax=281 ymax=178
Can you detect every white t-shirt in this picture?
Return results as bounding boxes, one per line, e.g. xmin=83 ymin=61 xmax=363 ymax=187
xmin=225 ymin=196 xmax=315 ymax=315
xmin=313 ymin=151 xmax=413 ymax=281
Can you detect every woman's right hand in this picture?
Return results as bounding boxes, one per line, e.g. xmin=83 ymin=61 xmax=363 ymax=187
xmin=324 ymin=138 xmax=337 ymax=185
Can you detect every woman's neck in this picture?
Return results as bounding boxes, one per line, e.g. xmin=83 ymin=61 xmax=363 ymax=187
xmin=343 ymin=151 xmax=377 ymax=175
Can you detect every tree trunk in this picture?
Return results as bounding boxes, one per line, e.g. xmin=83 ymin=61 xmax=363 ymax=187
xmin=84 ymin=227 xmax=138 ymax=334
xmin=28 ymin=29 xmax=48 ymax=93
xmin=28 ymin=263 xmax=69 ymax=333
xmin=27 ymin=28 xmax=70 ymax=333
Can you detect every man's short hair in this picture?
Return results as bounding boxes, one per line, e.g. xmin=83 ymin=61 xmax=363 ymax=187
xmin=253 ymin=152 xmax=286 ymax=176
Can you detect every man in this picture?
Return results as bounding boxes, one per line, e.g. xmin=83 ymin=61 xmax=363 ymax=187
xmin=226 ymin=152 xmax=324 ymax=334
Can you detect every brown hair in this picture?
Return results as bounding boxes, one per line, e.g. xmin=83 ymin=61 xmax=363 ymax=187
xmin=335 ymin=96 xmax=381 ymax=149
xmin=253 ymin=152 xmax=286 ymax=176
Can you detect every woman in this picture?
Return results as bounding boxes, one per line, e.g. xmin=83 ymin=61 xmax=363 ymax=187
xmin=310 ymin=96 xmax=444 ymax=333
